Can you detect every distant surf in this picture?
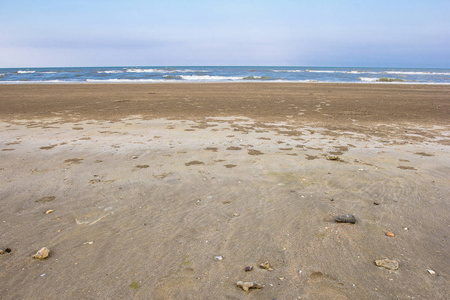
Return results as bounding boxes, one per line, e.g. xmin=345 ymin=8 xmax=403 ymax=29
xmin=1 ymin=66 xmax=449 ymax=84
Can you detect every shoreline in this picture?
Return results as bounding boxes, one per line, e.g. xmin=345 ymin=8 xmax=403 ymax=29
xmin=1 ymin=81 xmax=450 ymax=85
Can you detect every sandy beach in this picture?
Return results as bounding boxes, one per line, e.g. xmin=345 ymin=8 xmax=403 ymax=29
xmin=0 ymin=83 xmax=449 ymax=299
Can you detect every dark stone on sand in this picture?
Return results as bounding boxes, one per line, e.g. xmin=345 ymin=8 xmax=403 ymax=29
xmin=335 ymin=214 xmax=356 ymax=224
xmin=0 ymin=248 xmax=11 ymax=255
xmin=244 ymin=266 xmax=254 ymax=272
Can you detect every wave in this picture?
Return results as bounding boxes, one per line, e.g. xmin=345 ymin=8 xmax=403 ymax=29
xmin=86 ymin=79 xmax=165 ymax=83
xmin=98 ymin=70 xmax=124 ymax=74
xmin=243 ymin=76 xmax=275 ymax=80
xmin=272 ymin=70 xmax=304 ymax=73
xmin=179 ymin=75 xmax=242 ymax=81
xmin=41 ymin=71 xmax=57 ymax=74
xmin=359 ymin=77 xmax=405 ymax=83
xmin=126 ymin=68 xmax=205 ymax=73
xmin=359 ymin=77 xmax=380 ymax=82
xmin=384 ymin=71 xmax=450 ymax=76
xmin=17 ymin=70 xmax=36 ymax=74
xmin=163 ymin=75 xmax=182 ymax=80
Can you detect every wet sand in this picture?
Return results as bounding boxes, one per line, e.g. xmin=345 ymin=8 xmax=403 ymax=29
xmin=0 ymin=83 xmax=449 ymax=299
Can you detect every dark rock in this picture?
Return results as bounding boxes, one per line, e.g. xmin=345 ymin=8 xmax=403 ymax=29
xmin=244 ymin=266 xmax=254 ymax=272
xmin=335 ymin=214 xmax=356 ymax=224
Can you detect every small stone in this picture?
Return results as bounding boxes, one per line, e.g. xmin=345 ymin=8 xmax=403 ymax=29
xmin=260 ymin=261 xmax=274 ymax=271
xmin=232 ymin=213 xmax=240 ymax=217
xmin=375 ymin=259 xmax=399 ymax=270
xmin=0 ymin=249 xmax=4 ymax=255
xmin=45 ymin=210 xmax=54 ymax=214
xmin=214 ymin=255 xmax=223 ymax=261
xmin=373 ymin=202 xmax=380 ymax=205
xmin=386 ymin=232 xmax=395 ymax=237
xmin=427 ymin=269 xmax=436 ymax=275
xmin=32 ymin=247 xmax=50 ymax=260
xmin=335 ymin=214 xmax=356 ymax=224
xmin=244 ymin=266 xmax=254 ymax=272
xmin=326 ymin=155 xmax=340 ymax=160
xmin=5 ymin=248 xmax=11 ymax=253
xmin=236 ymin=281 xmax=263 ymax=291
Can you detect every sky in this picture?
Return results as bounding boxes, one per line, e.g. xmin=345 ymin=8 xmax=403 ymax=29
xmin=0 ymin=0 xmax=449 ymax=68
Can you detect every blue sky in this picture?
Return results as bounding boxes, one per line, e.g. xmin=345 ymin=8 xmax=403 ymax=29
xmin=1 ymin=0 xmax=449 ymax=68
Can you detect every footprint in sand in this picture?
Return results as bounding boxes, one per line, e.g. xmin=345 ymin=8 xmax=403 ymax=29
xmin=185 ymin=161 xmax=204 ymax=166
xmin=64 ymin=158 xmax=83 ymax=164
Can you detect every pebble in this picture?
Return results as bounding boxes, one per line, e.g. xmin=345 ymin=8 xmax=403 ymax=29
xmin=0 ymin=248 xmax=12 ymax=254
xmin=32 ymin=247 xmax=50 ymax=260
xmin=236 ymin=281 xmax=263 ymax=291
xmin=386 ymin=232 xmax=395 ymax=237
xmin=326 ymin=155 xmax=340 ymax=160
xmin=214 ymin=255 xmax=223 ymax=261
xmin=375 ymin=259 xmax=399 ymax=270
xmin=45 ymin=210 xmax=54 ymax=214
xmin=335 ymin=214 xmax=356 ymax=224
xmin=244 ymin=266 xmax=254 ymax=272
xmin=0 ymin=249 xmax=4 ymax=255
xmin=260 ymin=261 xmax=274 ymax=271
xmin=427 ymin=269 xmax=436 ymax=275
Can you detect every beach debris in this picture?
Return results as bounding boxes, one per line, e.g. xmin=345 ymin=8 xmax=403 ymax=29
xmin=84 ymin=241 xmax=94 ymax=245
xmin=373 ymin=202 xmax=380 ymax=206
xmin=386 ymin=232 xmax=395 ymax=237
xmin=403 ymin=227 xmax=409 ymax=231
xmin=244 ymin=266 xmax=254 ymax=272
xmin=260 ymin=261 xmax=274 ymax=271
xmin=326 ymin=155 xmax=340 ymax=161
xmin=45 ymin=209 xmax=54 ymax=214
xmin=0 ymin=248 xmax=6 ymax=255
xmin=427 ymin=269 xmax=436 ymax=275
xmin=214 ymin=255 xmax=223 ymax=261
xmin=232 ymin=213 xmax=240 ymax=217
xmin=335 ymin=214 xmax=356 ymax=224
xmin=131 ymin=156 xmax=138 ymax=159
xmin=236 ymin=281 xmax=263 ymax=291
xmin=375 ymin=259 xmax=399 ymax=270
xmin=32 ymin=247 xmax=50 ymax=260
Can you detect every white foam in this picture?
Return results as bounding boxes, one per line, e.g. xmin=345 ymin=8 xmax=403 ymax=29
xmin=180 ymin=75 xmax=242 ymax=81
xmin=98 ymin=70 xmax=124 ymax=74
xmin=359 ymin=77 xmax=379 ymax=82
xmin=86 ymin=79 xmax=165 ymax=83
xmin=17 ymin=70 xmax=36 ymax=74
xmin=125 ymin=68 xmax=204 ymax=74
xmin=272 ymin=70 xmax=304 ymax=73
xmin=384 ymin=71 xmax=450 ymax=76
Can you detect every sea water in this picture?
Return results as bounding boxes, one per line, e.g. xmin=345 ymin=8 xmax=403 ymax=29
xmin=0 ymin=66 xmax=449 ymax=84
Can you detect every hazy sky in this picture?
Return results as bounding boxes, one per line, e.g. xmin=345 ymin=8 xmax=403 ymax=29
xmin=1 ymin=0 xmax=449 ymax=68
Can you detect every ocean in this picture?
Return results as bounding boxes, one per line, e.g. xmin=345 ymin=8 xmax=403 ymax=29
xmin=0 ymin=66 xmax=449 ymax=84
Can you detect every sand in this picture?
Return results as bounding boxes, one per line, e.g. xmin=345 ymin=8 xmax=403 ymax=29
xmin=0 ymin=83 xmax=449 ymax=299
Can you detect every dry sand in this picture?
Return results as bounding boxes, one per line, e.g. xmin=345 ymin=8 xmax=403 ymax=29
xmin=0 ymin=83 xmax=449 ymax=299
